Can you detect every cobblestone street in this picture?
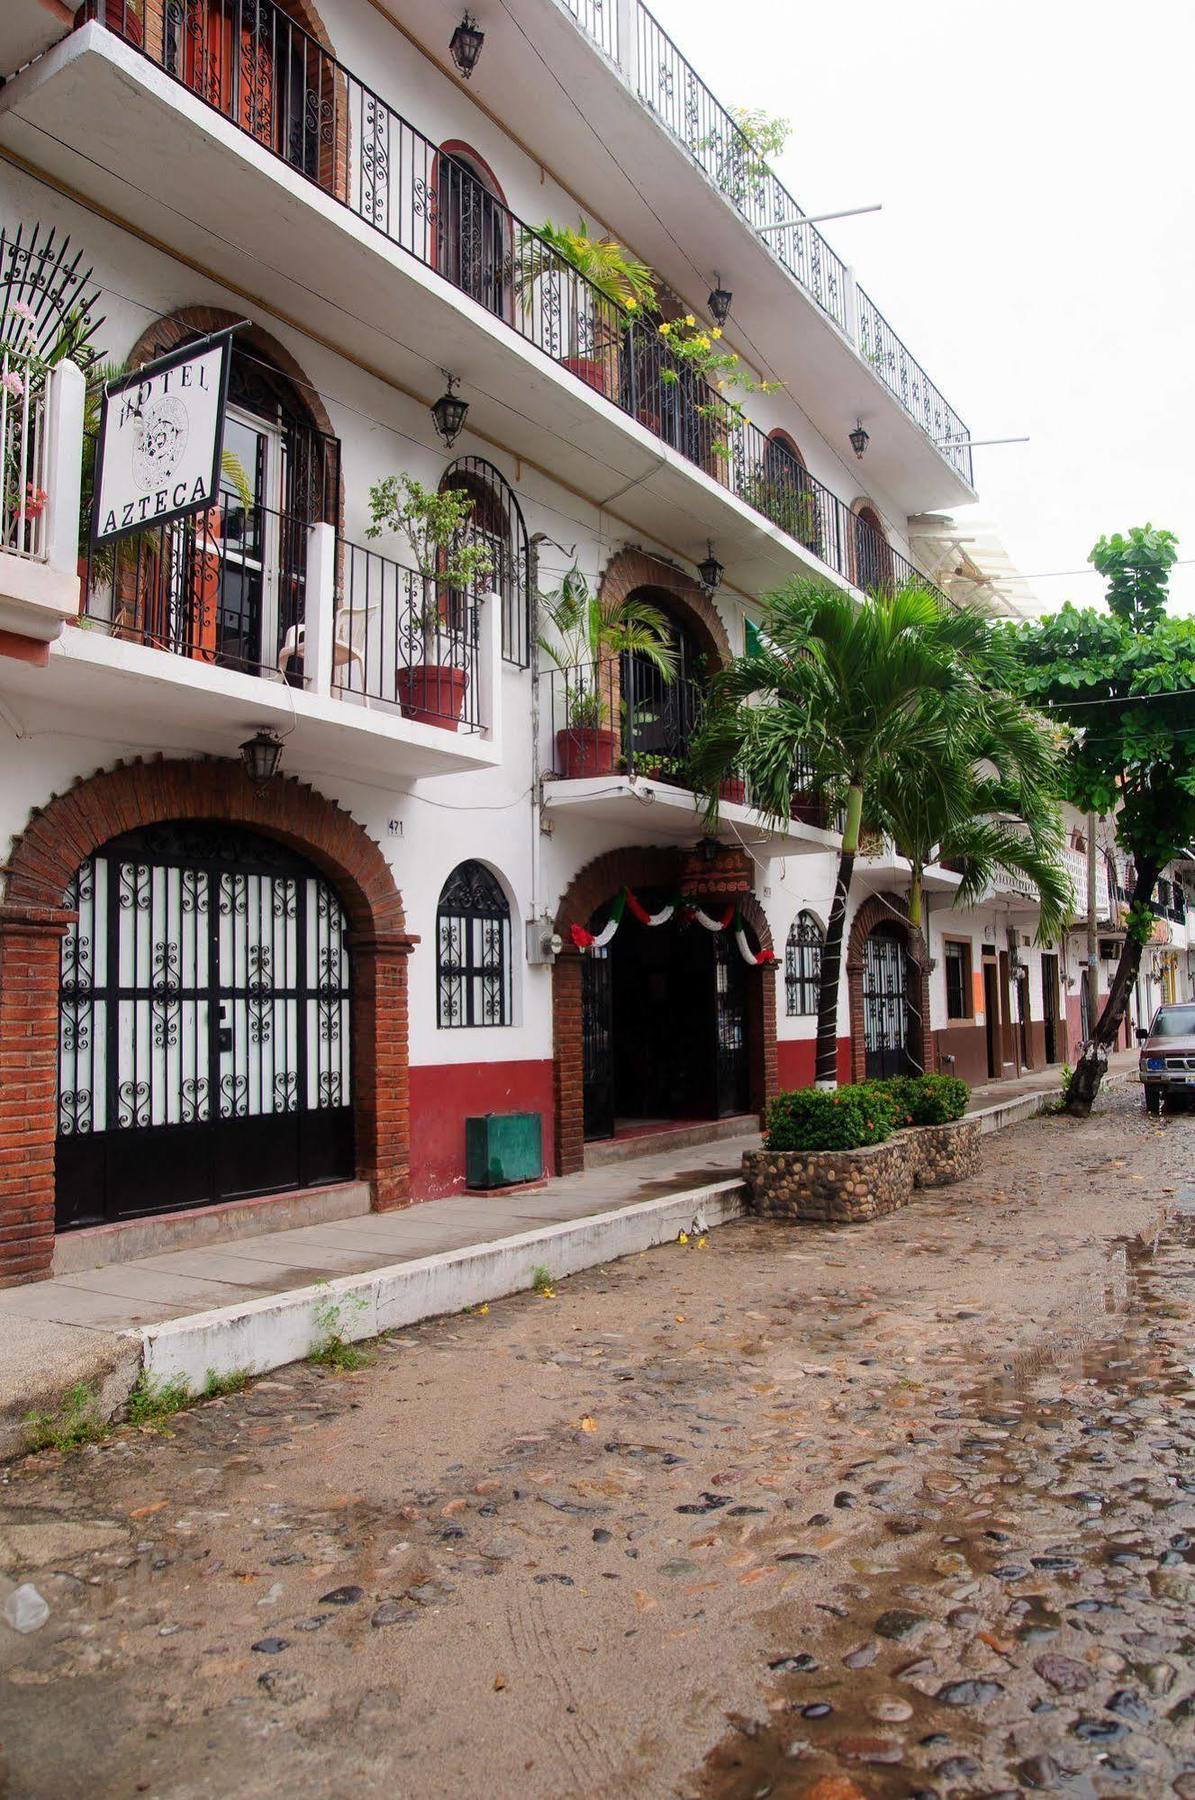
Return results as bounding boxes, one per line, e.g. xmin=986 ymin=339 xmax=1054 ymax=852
xmin=1 ymin=1087 xmax=1193 ymax=1800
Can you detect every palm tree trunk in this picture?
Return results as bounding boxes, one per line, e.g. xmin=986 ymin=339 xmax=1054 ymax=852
xmin=1065 ymin=854 xmax=1161 ymax=1117
xmin=815 ymin=783 xmax=862 ymax=1088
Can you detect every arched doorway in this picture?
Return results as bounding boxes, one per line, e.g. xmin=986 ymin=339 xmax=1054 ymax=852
xmin=440 ymin=455 xmax=531 ymax=667
xmin=434 ymin=143 xmax=511 ymax=319
xmin=97 ymin=323 xmax=340 ymax=680
xmin=0 ymin=759 xmax=413 ymax=1283
xmin=56 ymin=820 xmax=354 ymax=1230
xmin=620 ymin=588 xmax=709 ymax=780
xmin=852 ymin=502 xmax=895 ymax=596
xmin=862 ymin=921 xmax=911 ymax=1078
xmin=554 ymin=845 xmax=775 ymax=1171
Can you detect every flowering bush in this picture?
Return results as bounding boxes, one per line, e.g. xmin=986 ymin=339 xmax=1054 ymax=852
xmin=765 ymin=1086 xmax=893 ymax=1152
xmin=883 ymin=1074 xmax=970 ymax=1126
xmin=654 ymin=314 xmax=776 ymax=455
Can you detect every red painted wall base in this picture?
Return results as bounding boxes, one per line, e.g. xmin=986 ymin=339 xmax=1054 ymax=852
xmin=776 ymin=1037 xmax=852 ymax=1091
xmin=408 ymin=1059 xmax=555 ymax=1199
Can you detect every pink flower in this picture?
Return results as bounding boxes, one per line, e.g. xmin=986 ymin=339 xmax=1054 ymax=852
xmin=10 ymin=301 xmax=36 ymax=323
xmin=23 ymin=485 xmax=48 ymax=517
xmin=1 ymin=370 xmax=25 ymax=399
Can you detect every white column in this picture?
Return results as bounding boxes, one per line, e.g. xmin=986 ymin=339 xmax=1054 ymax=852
xmin=44 ymin=359 xmax=85 ymax=581
xmin=476 ymin=587 xmax=503 ymax=754
xmin=843 ymin=265 xmax=859 ymax=349
xmin=615 ymin=0 xmax=639 ymax=89
xmin=304 ymin=521 xmax=336 ymax=698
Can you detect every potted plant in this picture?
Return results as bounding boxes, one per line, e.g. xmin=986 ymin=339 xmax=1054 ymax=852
xmin=515 ymin=221 xmax=656 ymax=401
xmin=366 ymin=474 xmax=495 ymax=730
xmin=538 ymin=565 xmax=677 ymax=779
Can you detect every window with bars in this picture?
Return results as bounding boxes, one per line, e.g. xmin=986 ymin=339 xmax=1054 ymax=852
xmin=784 ymin=911 xmax=823 ymax=1016
xmin=944 ymin=939 xmax=972 ymax=1020
xmin=436 ymin=861 xmax=512 ymax=1028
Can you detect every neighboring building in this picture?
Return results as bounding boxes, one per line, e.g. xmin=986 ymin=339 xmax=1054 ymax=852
xmin=907 ymin=513 xmax=1043 ymax=620
xmin=0 ymin=0 xmax=1132 ymax=1289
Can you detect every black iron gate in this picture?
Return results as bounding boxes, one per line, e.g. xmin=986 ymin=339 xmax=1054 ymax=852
xmin=863 ymin=923 xmax=911 ymax=1080
xmin=55 ymin=821 xmax=353 ymax=1230
xmin=713 ymin=933 xmax=749 ymax=1116
xmin=582 ymin=949 xmax=614 ymax=1141
xmin=1042 ymin=952 xmax=1059 ymax=1064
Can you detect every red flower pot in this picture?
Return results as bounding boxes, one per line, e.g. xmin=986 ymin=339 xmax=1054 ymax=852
xmin=562 ymin=355 xmax=617 ymax=401
xmin=719 ymin=776 xmax=747 ymax=805
xmin=556 ymin=726 xmax=618 ymax=779
xmin=397 ymin=664 xmax=468 ymax=731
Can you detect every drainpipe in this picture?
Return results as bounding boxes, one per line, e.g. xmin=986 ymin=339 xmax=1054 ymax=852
xmin=527 ymin=535 xmax=575 ymax=933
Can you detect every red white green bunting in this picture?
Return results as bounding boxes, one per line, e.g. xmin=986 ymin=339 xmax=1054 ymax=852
xmin=569 ymin=887 xmax=776 ymax=968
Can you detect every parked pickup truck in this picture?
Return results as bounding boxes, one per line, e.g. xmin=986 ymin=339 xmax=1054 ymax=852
xmin=1137 ymin=1003 xmax=1195 ymax=1113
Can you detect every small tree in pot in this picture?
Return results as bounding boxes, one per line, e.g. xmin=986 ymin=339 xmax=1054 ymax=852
xmin=366 ymin=474 xmax=495 ymax=730
xmin=538 ymin=565 xmax=677 ymax=778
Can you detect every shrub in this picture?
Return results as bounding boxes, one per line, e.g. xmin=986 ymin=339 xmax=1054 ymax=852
xmin=850 ymin=1079 xmax=908 ymax=1130
xmin=885 ymin=1073 xmax=970 ymax=1126
xmin=765 ymin=1086 xmax=894 ymax=1152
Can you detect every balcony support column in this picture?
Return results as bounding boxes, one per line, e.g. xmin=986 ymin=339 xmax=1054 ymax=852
xmin=44 ymin=359 xmax=85 ymax=590
xmin=843 ymin=265 xmax=859 ymax=351
xmin=304 ymin=520 xmax=336 ymax=698
xmin=615 ymin=0 xmax=639 ymax=90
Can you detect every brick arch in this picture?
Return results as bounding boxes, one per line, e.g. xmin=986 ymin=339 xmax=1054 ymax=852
xmin=598 ymin=548 xmax=732 ymax=669
xmin=550 ymin=844 xmax=776 ymax=1175
xmin=845 ymin=892 xmax=933 ymax=1083
xmin=0 ymin=758 xmax=415 ymax=1286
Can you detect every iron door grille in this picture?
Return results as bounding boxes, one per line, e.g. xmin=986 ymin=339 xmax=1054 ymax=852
xmin=582 ymin=949 xmax=614 ymax=1141
xmin=713 ymin=933 xmax=749 ymax=1117
xmin=863 ymin=925 xmax=910 ymax=1080
xmin=56 ymin=822 xmax=353 ymax=1229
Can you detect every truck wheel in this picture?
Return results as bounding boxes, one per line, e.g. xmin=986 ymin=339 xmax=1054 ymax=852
xmin=1145 ymin=1085 xmax=1163 ymax=1116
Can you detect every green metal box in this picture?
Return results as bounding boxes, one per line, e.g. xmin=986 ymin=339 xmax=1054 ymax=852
xmin=464 ymin=1112 xmax=543 ymax=1189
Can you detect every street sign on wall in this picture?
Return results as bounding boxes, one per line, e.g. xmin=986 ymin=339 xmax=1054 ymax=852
xmin=91 ymin=329 xmax=234 ymax=545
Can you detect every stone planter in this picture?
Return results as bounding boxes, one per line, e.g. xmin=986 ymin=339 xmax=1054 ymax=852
xmin=907 ymin=1117 xmax=980 ymax=1189
xmin=743 ymin=1136 xmax=917 ymax=1226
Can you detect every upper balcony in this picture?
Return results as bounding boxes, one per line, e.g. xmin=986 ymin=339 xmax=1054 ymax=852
xmin=0 ymin=0 xmax=72 ymax=78
xmin=0 ymin=6 xmax=955 ymax=605
xmin=393 ymin=0 xmax=975 ymax=510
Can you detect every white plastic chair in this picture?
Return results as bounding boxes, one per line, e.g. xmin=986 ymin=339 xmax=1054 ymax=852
xmin=277 ymin=602 xmax=378 ymax=693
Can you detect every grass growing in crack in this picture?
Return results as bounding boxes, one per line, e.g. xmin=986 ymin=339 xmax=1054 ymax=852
xmin=308 ymin=1281 xmax=372 ymax=1371
xmin=126 ymin=1373 xmax=194 ymax=1430
xmin=531 ymin=1264 xmax=556 ymax=1297
xmin=23 ymin=1382 xmax=110 ymax=1454
xmin=202 ymin=1367 xmax=250 ymax=1399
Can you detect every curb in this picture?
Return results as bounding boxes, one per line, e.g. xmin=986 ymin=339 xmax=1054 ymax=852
xmin=132 ymin=1178 xmax=746 ymax=1388
xmin=968 ymin=1066 xmax=1134 ymax=1136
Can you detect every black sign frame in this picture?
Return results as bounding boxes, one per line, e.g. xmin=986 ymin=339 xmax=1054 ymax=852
xmin=90 ymin=328 xmax=236 ymax=548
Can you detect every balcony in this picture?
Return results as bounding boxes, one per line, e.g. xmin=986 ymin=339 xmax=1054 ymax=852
xmin=541 ymin=655 xmax=840 ymax=857
xmin=0 ymin=0 xmax=71 ymax=79
xmin=550 ymin=0 xmax=974 ymax=502
xmin=0 ymin=355 xmax=84 ymax=653
xmin=1 ymin=8 xmax=950 ymax=602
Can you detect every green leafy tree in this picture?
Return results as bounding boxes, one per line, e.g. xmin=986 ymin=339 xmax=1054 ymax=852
xmin=1001 ymin=524 xmax=1195 ymax=1115
xmin=537 ymin=564 xmax=676 ymax=728
xmin=366 ymin=474 xmax=495 ymax=661
xmin=690 ymin=579 xmax=998 ymax=1085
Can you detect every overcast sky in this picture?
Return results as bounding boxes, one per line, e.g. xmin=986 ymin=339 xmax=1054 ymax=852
xmin=650 ymin=0 xmax=1195 ymax=616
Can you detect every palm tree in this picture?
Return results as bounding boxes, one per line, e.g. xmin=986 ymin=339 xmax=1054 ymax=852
xmin=690 ymin=579 xmax=999 ymax=1086
xmin=538 ymin=564 xmax=677 ymax=729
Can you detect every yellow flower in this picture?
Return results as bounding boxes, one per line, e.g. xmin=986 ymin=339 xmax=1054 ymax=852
xmin=677 ymin=1230 xmax=689 ymax=1245
xmin=711 ymin=327 xmax=723 ymax=339
xmin=658 ymin=321 xmax=671 ymax=335
xmin=697 ymin=335 xmax=711 ymax=350
xmin=685 ymin=313 xmax=696 ymax=327
xmin=696 ymin=1236 xmax=708 ymax=1249
xmin=626 ymin=298 xmax=637 ymax=310
xmin=478 ymin=1302 xmax=489 ymax=1314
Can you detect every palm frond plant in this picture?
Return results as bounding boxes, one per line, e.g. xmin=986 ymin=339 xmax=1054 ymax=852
xmin=538 ymin=564 xmax=677 ymax=776
xmin=514 ymin=220 xmax=657 ymax=313
xmin=689 ymin=579 xmax=1001 ymax=1085
xmin=515 ymin=221 xmax=657 ymax=401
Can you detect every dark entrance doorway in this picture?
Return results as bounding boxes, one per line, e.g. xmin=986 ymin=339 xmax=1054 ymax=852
xmin=862 ymin=922 xmax=911 ymax=1079
xmin=983 ymin=959 xmax=1001 ymax=1078
xmin=55 ymin=821 xmax=354 ymax=1231
xmin=581 ymin=896 xmax=749 ymax=1141
xmin=1041 ymin=953 xmax=1060 ymax=1063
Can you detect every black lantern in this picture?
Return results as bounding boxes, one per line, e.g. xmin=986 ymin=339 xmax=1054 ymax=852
xmin=696 ymin=835 xmax=721 ymax=865
xmin=240 ymin=729 xmax=284 ymax=788
xmin=707 ymin=285 xmax=733 ymax=327
xmin=697 ymin=542 xmax=724 ymax=592
xmin=431 ymin=375 xmax=469 ymax=448
xmin=849 ymin=418 xmax=870 ymax=460
xmin=449 ymin=12 xmax=485 ymax=78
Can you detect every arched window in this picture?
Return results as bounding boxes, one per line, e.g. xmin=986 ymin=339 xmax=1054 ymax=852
xmin=440 ymin=456 xmax=531 ymax=667
xmin=785 ymin=911 xmax=824 ymax=1016
xmin=435 ymin=144 xmax=511 ymax=320
xmin=757 ymin=430 xmax=820 ymax=552
xmin=852 ymin=502 xmax=895 ymax=596
xmin=437 ymin=861 xmax=512 ymax=1028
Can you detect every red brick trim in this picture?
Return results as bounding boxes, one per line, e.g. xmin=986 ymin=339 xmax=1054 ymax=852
xmin=550 ymin=845 xmax=775 ymax=1173
xmin=0 ymin=757 xmax=412 ymax=1284
xmin=597 ymin=548 xmax=732 ymax=669
xmin=844 ymin=892 xmax=934 ymax=1083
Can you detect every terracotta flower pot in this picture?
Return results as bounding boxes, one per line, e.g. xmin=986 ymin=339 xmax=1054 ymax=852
xmin=397 ymin=663 xmax=468 ymax=731
xmin=562 ymin=354 xmax=618 ymax=401
xmin=556 ymin=726 xmax=618 ymax=779
xmin=719 ymin=776 xmax=747 ymax=805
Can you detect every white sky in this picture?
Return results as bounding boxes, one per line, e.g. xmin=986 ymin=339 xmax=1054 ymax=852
xmin=649 ymin=0 xmax=1195 ymax=615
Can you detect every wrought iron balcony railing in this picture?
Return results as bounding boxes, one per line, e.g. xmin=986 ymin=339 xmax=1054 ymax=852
xmin=84 ymin=0 xmax=946 ymax=603
xmin=333 ymin=538 xmax=483 ymax=730
xmin=0 ymin=347 xmax=49 ymax=560
xmin=557 ymin=0 xmax=972 ymax=483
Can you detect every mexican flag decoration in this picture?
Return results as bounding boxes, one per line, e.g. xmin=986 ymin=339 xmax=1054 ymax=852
xmin=568 ymin=888 xmax=776 ymax=968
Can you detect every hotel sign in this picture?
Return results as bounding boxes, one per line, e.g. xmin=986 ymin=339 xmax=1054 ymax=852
xmin=91 ymin=331 xmax=234 ymax=545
